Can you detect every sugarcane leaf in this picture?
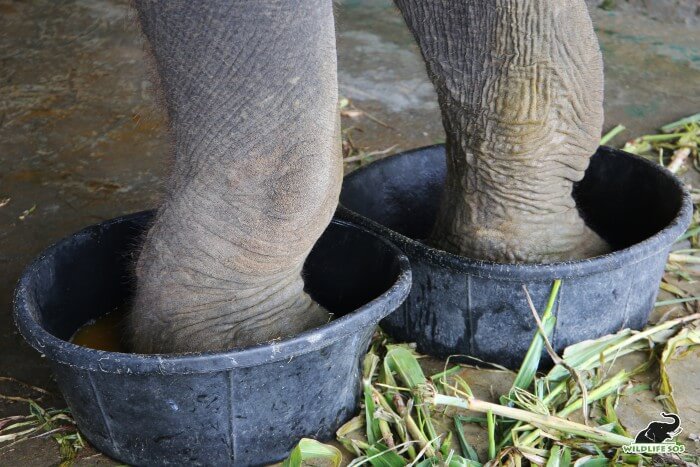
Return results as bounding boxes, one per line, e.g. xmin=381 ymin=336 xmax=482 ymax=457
xmin=448 ymin=455 xmax=482 ymax=467
xmin=661 ymin=113 xmax=700 ymax=133
xmin=365 ymin=443 xmax=406 ymax=467
xmin=364 ymin=384 xmax=380 ymax=445
xmin=440 ymin=431 xmax=453 ymax=456
xmin=546 ymin=444 xmax=561 ymax=467
xmin=282 ymin=438 xmax=342 ymax=467
xmin=659 ymin=327 xmax=700 ymax=413
xmin=363 ymin=352 xmax=381 ymax=444
xmin=486 ymin=410 xmax=496 ymax=460
xmin=573 ymin=456 xmax=608 ymax=467
xmin=384 ymin=346 xmax=427 ymax=389
xmin=511 ymin=280 xmax=562 ymax=392
xmin=600 ymin=124 xmax=626 ymax=145
xmin=560 ymin=446 xmax=571 ymax=467
xmin=454 ymin=417 xmax=480 ymax=462
xmin=413 ymin=459 xmax=435 ymax=467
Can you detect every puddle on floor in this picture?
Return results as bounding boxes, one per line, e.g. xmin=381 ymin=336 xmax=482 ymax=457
xmin=70 ymin=308 xmax=128 ymax=353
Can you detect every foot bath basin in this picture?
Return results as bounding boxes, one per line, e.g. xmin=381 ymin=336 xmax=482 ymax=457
xmin=13 ymin=211 xmax=411 ymax=466
xmin=339 ymin=145 xmax=692 ymax=369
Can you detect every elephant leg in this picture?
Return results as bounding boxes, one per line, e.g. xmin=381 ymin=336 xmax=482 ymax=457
xmin=394 ymin=0 xmax=609 ymax=263
xmin=128 ymin=0 xmax=341 ymax=353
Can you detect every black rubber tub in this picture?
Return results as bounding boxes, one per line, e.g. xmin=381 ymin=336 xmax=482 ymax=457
xmin=339 ymin=145 xmax=692 ymax=369
xmin=13 ymin=211 xmax=411 ymax=466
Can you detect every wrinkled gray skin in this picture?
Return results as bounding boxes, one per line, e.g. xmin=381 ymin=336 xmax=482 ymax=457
xmin=129 ymin=1 xmax=340 ymax=353
xmin=129 ymin=0 xmax=607 ymax=353
xmin=395 ymin=0 xmax=609 ymax=263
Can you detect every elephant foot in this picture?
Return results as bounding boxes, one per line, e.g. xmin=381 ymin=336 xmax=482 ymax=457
xmin=430 ymin=207 xmax=610 ymax=264
xmin=128 ymin=288 xmax=330 ymax=354
xmin=566 ymin=225 xmax=610 ymax=261
xmin=222 ymin=293 xmax=331 ymax=350
xmin=127 ymin=223 xmax=333 ymax=355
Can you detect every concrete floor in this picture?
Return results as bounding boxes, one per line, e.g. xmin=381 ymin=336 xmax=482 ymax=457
xmin=0 ymin=0 xmax=699 ymax=464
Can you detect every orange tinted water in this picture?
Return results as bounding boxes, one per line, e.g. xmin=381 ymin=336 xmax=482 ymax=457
xmin=70 ymin=308 xmax=127 ymax=352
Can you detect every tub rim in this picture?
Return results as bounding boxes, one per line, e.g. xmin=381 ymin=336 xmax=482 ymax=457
xmin=13 ymin=212 xmax=412 ymax=375
xmin=340 ymin=144 xmax=693 ymax=282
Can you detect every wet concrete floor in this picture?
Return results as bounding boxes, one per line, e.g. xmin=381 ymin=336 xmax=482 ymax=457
xmin=0 ymin=0 xmax=699 ymax=464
